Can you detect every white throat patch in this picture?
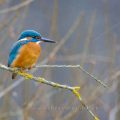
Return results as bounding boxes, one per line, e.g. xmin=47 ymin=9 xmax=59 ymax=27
xmin=36 ymin=41 xmax=42 ymax=44
xmin=19 ymin=38 xmax=28 ymax=42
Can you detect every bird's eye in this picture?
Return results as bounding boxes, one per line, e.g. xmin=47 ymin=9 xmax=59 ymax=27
xmin=34 ymin=36 xmax=40 ymax=39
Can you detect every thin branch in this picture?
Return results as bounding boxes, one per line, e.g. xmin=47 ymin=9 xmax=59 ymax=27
xmin=34 ymin=64 xmax=108 ymax=88
xmin=0 ymin=63 xmax=99 ymax=120
xmin=0 ymin=0 xmax=34 ymax=14
xmin=35 ymin=64 xmax=81 ymax=68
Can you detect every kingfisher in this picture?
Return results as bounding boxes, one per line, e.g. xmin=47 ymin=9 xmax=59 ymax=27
xmin=8 ymin=30 xmax=55 ymax=79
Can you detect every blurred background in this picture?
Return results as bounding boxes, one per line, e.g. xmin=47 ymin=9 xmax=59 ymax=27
xmin=0 ymin=0 xmax=120 ymax=120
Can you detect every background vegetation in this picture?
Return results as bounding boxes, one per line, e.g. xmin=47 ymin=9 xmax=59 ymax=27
xmin=0 ymin=0 xmax=119 ymax=120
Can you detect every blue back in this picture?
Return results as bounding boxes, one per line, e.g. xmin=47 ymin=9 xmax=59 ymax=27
xmin=8 ymin=30 xmax=41 ymax=67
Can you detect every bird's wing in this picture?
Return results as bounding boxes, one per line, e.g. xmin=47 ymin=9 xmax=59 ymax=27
xmin=7 ymin=41 xmax=22 ymax=67
xmin=7 ymin=38 xmax=32 ymax=67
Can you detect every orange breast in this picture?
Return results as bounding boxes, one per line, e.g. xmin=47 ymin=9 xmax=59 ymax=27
xmin=11 ymin=42 xmax=41 ymax=68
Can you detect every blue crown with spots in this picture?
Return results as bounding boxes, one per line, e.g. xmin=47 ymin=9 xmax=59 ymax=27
xmin=18 ymin=30 xmax=41 ymax=40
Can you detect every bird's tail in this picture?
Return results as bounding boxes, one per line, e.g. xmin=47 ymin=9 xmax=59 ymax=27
xmin=12 ymin=73 xmax=17 ymax=79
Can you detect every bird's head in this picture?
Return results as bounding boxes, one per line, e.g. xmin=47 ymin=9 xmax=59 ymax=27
xmin=18 ymin=30 xmax=56 ymax=43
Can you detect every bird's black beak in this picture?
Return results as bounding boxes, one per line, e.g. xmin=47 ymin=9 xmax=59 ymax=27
xmin=41 ymin=37 xmax=56 ymax=43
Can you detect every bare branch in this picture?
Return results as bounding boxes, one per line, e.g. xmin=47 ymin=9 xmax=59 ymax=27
xmin=34 ymin=64 xmax=108 ymax=88
xmin=0 ymin=63 xmax=99 ymax=120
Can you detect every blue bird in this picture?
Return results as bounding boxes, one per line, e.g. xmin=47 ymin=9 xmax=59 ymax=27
xmin=8 ymin=30 xmax=55 ymax=79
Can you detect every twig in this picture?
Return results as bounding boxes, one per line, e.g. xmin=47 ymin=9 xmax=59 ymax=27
xmin=0 ymin=0 xmax=34 ymax=14
xmin=34 ymin=64 xmax=108 ymax=88
xmin=35 ymin=64 xmax=81 ymax=68
xmin=0 ymin=63 xmax=99 ymax=120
